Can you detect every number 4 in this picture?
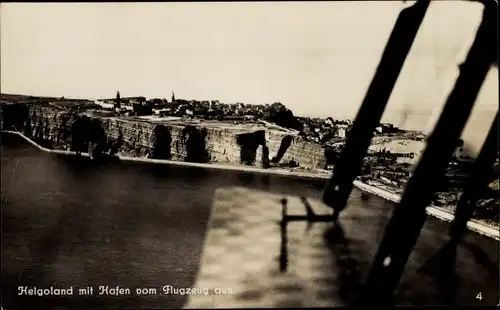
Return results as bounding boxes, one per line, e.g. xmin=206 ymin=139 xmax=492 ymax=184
xmin=476 ymin=292 xmax=483 ymax=301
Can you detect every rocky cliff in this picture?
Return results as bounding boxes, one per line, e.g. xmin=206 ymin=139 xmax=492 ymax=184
xmin=1 ymin=103 xmax=327 ymax=170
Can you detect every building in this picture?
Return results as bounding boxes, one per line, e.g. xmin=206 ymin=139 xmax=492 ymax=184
xmin=95 ymin=100 xmax=114 ymax=110
xmin=153 ymin=108 xmax=172 ymax=116
xmin=376 ymin=123 xmax=399 ymax=134
xmin=114 ymin=91 xmax=121 ymax=114
xmin=132 ymin=103 xmax=152 ymax=116
xmin=337 ymin=125 xmax=348 ymax=138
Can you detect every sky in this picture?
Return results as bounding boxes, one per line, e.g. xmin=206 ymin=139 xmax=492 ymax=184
xmin=1 ymin=1 xmax=498 ymax=152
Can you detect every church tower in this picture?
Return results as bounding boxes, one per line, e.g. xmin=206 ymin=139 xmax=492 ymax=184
xmin=115 ymin=91 xmax=121 ymax=109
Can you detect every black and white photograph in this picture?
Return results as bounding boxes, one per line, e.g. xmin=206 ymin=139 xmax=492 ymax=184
xmin=1 ymin=1 xmax=499 ymax=308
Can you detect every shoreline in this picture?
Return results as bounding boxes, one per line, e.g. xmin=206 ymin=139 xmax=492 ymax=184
xmin=1 ymin=130 xmax=332 ymax=180
xmin=354 ymin=181 xmax=499 ymax=240
xmin=3 ymin=130 xmax=498 ymax=240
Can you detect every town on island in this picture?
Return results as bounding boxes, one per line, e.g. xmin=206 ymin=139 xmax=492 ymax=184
xmin=1 ymin=91 xmax=498 ymax=234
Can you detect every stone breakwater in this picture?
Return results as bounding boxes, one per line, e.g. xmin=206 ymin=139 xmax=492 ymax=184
xmin=1 ymin=103 xmax=327 ymax=169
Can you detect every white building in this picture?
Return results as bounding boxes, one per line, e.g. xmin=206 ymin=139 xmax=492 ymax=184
xmin=153 ymin=108 xmax=171 ymax=115
xmin=337 ymin=125 xmax=348 ymax=138
xmin=95 ymin=100 xmax=114 ymax=110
